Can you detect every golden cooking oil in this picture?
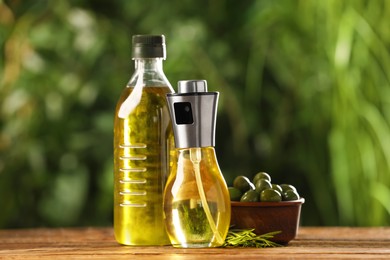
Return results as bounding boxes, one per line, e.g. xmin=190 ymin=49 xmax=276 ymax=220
xmin=163 ymin=147 xmax=231 ymax=248
xmin=114 ymin=86 xmax=173 ymax=245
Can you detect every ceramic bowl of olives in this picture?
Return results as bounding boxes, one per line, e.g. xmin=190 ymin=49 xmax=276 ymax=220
xmin=228 ymin=172 xmax=304 ymax=245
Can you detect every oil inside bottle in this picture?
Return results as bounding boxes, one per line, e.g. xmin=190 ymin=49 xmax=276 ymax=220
xmin=114 ymin=86 xmax=173 ymax=245
xmin=163 ymin=147 xmax=231 ymax=248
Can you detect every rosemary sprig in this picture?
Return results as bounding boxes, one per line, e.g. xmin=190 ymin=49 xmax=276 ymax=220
xmin=223 ymin=229 xmax=282 ymax=248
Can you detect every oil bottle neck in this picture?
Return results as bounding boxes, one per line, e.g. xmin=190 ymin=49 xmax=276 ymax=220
xmin=134 ymin=58 xmax=164 ymax=72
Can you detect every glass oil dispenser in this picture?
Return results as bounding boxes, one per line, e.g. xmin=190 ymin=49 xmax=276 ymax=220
xmin=164 ymin=80 xmax=231 ymax=248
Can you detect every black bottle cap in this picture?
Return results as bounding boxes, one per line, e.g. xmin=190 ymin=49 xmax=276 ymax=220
xmin=132 ymin=35 xmax=166 ymax=59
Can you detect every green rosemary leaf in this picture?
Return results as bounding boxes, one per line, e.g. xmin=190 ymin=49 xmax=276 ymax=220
xmin=223 ymin=229 xmax=282 ymax=248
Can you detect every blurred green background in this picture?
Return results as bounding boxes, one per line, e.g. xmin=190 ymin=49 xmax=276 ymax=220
xmin=1 ymin=0 xmax=389 ymax=228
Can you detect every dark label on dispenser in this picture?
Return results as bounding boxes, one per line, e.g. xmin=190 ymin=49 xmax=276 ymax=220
xmin=174 ymin=102 xmax=194 ymax=125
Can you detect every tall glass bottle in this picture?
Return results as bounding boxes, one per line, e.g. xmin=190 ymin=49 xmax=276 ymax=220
xmin=113 ymin=35 xmax=174 ymax=245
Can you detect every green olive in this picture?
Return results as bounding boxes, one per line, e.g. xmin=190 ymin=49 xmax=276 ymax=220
xmin=260 ymin=189 xmax=282 ymax=202
xmin=252 ymin=172 xmax=271 ymax=184
xmin=272 ymin=184 xmax=283 ymax=194
xmin=233 ymin=176 xmax=255 ymax=192
xmin=282 ymin=189 xmax=300 ymax=201
xmin=255 ymin=179 xmax=272 ymax=193
xmin=240 ymin=190 xmax=260 ymax=202
xmin=228 ymin=187 xmax=243 ymax=201
xmin=280 ymin=184 xmax=297 ymax=193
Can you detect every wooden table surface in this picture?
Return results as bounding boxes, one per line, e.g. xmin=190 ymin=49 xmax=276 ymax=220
xmin=0 ymin=227 xmax=389 ymax=259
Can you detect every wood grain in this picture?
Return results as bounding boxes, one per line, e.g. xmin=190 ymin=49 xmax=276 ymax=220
xmin=0 ymin=227 xmax=389 ymax=259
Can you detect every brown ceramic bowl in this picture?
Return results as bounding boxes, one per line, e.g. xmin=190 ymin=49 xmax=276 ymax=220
xmin=230 ymin=198 xmax=304 ymax=244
